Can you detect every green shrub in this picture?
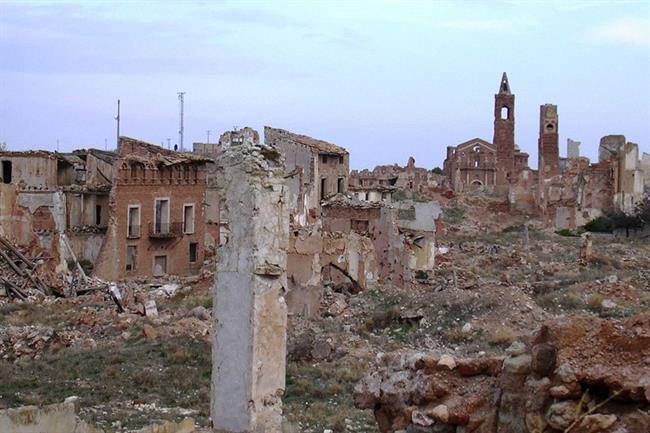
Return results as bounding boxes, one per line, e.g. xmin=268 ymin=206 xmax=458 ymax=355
xmin=555 ymin=228 xmax=578 ymax=237
xmin=584 ymin=216 xmax=613 ymax=233
xmin=443 ymin=206 xmax=466 ymax=224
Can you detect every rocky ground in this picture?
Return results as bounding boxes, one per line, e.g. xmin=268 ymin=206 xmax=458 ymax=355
xmin=1 ymin=197 xmax=649 ymax=432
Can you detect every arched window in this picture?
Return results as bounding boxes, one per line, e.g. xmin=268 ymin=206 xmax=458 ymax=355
xmin=500 ymin=106 xmax=509 ymax=119
xmin=546 ymin=123 xmax=554 ymax=132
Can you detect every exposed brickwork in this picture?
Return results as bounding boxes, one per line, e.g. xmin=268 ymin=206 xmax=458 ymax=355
xmin=538 ymin=104 xmax=560 ymax=180
xmin=95 ymin=137 xmax=208 ymax=280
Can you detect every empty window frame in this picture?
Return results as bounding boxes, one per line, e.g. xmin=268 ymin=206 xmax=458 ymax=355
xmin=320 ymin=178 xmax=327 ymax=200
xmin=127 ymin=205 xmax=141 ymax=238
xmin=183 ymin=203 xmax=195 ymax=234
xmin=351 ymin=219 xmax=369 ymax=233
xmin=153 ymin=255 xmax=167 ymax=276
xmin=154 ymin=198 xmax=170 ymax=234
xmin=126 ymin=245 xmax=137 ymax=271
xmin=337 ymin=177 xmax=344 ymax=194
xmin=95 ymin=204 xmax=102 ymax=225
xmin=189 ymin=242 xmax=198 ymax=263
xmin=2 ymin=161 xmax=12 ymax=184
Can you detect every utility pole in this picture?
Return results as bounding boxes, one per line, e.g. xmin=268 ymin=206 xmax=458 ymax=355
xmin=56 ymin=139 xmax=59 ymax=152
xmin=177 ymin=92 xmax=185 ymax=151
xmin=115 ymin=99 xmax=121 ymax=147
xmin=206 ymin=130 xmax=211 ymax=144
xmin=166 ymin=138 xmax=171 ymax=149
xmin=104 ymin=138 xmax=108 ymax=151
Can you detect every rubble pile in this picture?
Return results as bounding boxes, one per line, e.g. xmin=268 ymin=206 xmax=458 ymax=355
xmin=354 ymin=313 xmax=650 ymax=433
xmin=0 ymin=324 xmax=85 ymax=361
xmin=0 ymin=235 xmax=50 ymax=298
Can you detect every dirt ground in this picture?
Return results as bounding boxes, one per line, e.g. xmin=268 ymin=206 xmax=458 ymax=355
xmin=1 ymin=199 xmax=649 ymax=432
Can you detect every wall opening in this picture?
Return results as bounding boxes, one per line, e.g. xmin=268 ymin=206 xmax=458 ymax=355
xmin=154 ymin=198 xmax=170 ymax=234
xmin=183 ymin=204 xmax=195 ymax=234
xmin=337 ymin=177 xmax=344 ymax=194
xmin=189 ymin=242 xmax=198 ymax=263
xmin=546 ymin=123 xmax=554 ymax=132
xmin=153 ymin=255 xmax=167 ymax=276
xmin=1 ymin=161 xmax=12 ymax=183
xmin=127 ymin=206 xmax=141 ymax=238
xmin=95 ymin=205 xmax=102 ymax=225
xmin=320 ymin=178 xmax=327 ymax=200
xmin=126 ymin=246 xmax=137 ymax=272
xmin=500 ymin=106 xmax=509 ymax=120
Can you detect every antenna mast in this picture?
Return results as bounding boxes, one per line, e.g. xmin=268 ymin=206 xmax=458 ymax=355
xmin=177 ymin=92 xmax=185 ymax=151
xmin=115 ymin=99 xmax=121 ymax=146
xmin=206 ymin=130 xmax=211 ymax=144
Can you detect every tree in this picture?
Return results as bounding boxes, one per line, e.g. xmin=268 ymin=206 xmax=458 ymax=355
xmin=607 ymin=209 xmax=642 ymax=238
xmin=635 ymin=196 xmax=650 ymax=225
xmin=432 ymin=166 xmax=443 ymax=175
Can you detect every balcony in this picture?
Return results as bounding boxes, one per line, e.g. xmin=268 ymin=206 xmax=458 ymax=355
xmin=148 ymin=222 xmax=183 ymax=239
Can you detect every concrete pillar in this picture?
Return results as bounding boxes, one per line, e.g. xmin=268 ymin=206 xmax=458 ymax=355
xmin=212 ymin=143 xmax=289 ymax=432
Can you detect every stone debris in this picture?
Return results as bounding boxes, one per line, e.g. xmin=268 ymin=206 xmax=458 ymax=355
xmin=354 ymin=313 xmax=650 ymax=433
xmin=0 ymin=398 xmax=197 ymax=433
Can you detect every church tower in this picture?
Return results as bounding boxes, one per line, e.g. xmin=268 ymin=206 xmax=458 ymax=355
xmin=538 ymin=104 xmax=559 ymax=179
xmin=493 ymin=72 xmax=515 ymax=186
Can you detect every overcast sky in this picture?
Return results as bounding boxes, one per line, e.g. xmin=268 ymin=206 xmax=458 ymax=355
xmin=1 ymin=1 xmax=649 ymax=169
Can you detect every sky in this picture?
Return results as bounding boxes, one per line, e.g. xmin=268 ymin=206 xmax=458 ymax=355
xmin=1 ymin=1 xmax=649 ymax=170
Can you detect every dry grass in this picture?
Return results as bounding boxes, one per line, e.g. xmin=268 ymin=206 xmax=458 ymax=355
xmin=487 ymin=325 xmax=518 ymax=348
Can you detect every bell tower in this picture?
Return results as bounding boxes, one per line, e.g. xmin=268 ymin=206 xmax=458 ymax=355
xmin=493 ymin=72 xmax=515 ymax=186
xmin=538 ymin=104 xmax=559 ymax=179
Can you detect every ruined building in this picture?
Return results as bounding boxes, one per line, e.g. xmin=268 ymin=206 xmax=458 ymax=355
xmin=443 ymin=73 xmax=529 ymax=192
xmin=264 ymin=126 xmax=349 ymax=225
xmin=442 ymin=73 xmax=646 ymax=228
xmin=350 ymin=157 xmax=444 ymax=202
xmin=0 ymin=148 xmax=116 ymax=285
xmin=0 ymin=138 xmax=209 ymax=284
xmin=95 ymin=138 xmax=209 ymax=280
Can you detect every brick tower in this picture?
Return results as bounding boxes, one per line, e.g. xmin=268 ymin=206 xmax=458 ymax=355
xmin=538 ymin=104 xmax=559 ymax=179
xmin=493 ymin=72 xmax=515 ymax=186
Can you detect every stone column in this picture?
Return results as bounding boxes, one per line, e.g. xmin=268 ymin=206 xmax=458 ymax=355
xmin=212 ymin=143 xmax=288 ymax=432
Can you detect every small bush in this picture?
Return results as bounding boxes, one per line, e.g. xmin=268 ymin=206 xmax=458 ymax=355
xmin=487 ymin=325 xmax=517 ymax=348
xmin=559 ymin=292 xmax=582 ymax=310
xmin=584 ymin=216 xmax=613 ymax=233
xmin=555 ymin=228 xmax=578 ymax=237
xmin=586 ymin=294 xmax=604 ymax=312
xmin=502 ymin=224 xmax=525 ymax=233
xmin=443 ymin=206 xmax=466 ymax=224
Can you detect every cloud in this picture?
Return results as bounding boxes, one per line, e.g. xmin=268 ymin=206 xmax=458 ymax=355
xmin=587 ymin=18 xmax=650 ymax=46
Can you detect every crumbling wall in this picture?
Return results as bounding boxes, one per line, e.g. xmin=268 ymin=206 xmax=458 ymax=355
xmin=614 ymin=142 xmax=645 ymax=213
xmin=265 ymin=126 xmax=349 ymax=225
xmin=0 ymin=152 xmax=57 ymax=188
xmin=537 ymin=158 xmax=614 ymax=229
xmin=212 ymin=142 xmax=288 ymax=432
xmin=0 ymin=399 xmax=102 ymax=433
xmin=355 ymin=313 xmax=650 ymax=433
